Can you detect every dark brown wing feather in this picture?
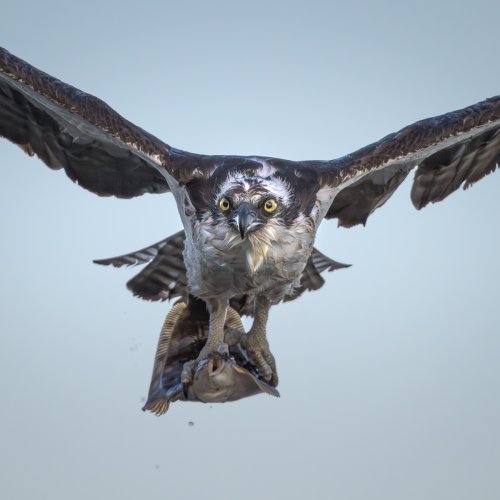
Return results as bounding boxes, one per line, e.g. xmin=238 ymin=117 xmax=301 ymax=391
xmin=322 ymin=96 xmax=500 ymax=227
xmin=94 ymin=231 xmax=349 ymax=314
xmin=93 ymin=237 xmax=171 ymax=268
xmin=410 ymin=125 xmax=500 ymax=208
xmin=94 ymin=231 xmax=187 ymax=301
xmin=283 ymin=248 xmax=350 ymax=303
xmin=0 ymin=47 xmax=212 ymax=197
xmin=124 ymin=232 xmax=187 ymax=301
xmin=4 ymin=49 xmax=496 ymax=231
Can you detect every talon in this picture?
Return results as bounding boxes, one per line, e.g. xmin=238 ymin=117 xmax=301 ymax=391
xmin=242 ymin=335 xmax=279 ymax=387
xmin=181 ymin=359 xmax=198 ymax=385
xmin=214 ymin=342 xmax=229 ymax=356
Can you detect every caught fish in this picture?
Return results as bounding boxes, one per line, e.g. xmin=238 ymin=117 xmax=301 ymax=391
xmin=143 ymin=296 xmax=279 ymax=415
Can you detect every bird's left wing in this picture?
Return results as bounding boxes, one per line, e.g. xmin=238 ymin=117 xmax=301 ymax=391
xmin=312 ymin=96 xmax=500 ymax=228
xmin=0 ymin=47 xmax=211 ymax=198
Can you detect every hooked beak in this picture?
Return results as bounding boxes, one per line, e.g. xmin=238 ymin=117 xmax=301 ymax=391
xmin=234 ymin=203 xmax=255 ymax=239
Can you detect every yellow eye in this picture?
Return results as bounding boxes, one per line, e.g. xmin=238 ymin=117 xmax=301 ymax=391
xmin=263 ymin=198 xmax=278 ymax=213
xmin=219 ymin=197 xmax=230 ymax=212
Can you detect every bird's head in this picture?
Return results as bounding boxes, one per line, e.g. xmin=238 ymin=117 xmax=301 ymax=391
xmin=212 ymin=173 xmax=292 ymax=240
xmin=185 ymin=163 xmax=319 ymax=271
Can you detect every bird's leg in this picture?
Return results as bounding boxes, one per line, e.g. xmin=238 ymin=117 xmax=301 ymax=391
xmin=243 ymin=295 xmax=278 ymax=387
xmin=181 ymin=298 xmax=229 ymax=384
xmin=198 ymin=298 xmax=229 ymax=358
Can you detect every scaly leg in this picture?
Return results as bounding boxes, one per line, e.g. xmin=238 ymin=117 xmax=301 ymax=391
xmin=181 ymin=298 xmax=228 ymax=384
xmin=243 ymin=295 xmax=278 ymax=387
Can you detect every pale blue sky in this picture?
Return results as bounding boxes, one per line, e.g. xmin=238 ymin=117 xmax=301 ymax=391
xmin=1 ymin=1 xmax=499 ymax=499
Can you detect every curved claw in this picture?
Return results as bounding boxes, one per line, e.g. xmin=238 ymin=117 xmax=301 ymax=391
xmin=242 ymin=336 xmax=279 ymax=387
xmin=181 ymin=359 xmax=198 ymax=385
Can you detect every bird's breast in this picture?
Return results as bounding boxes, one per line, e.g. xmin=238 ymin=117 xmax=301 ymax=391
xmin=185 ymin=218 xmax=315 ymax=300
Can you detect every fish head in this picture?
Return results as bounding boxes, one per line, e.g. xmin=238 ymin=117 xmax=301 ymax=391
xmin=187 ymin=353 xmax=279 ymax=403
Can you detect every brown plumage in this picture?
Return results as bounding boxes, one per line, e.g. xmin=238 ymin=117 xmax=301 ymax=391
xmin=1 ymin=46 xmax=498 ymax=224
xmin=1 ymin=46 xmax=499 ymax=392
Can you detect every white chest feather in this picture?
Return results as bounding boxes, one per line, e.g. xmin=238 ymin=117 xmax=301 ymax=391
xmin=186 ymin=214 xmax=315 ymax=299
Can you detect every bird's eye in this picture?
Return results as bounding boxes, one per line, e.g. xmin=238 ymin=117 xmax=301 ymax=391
xmin=219 ymin=197 xmax=231 ymax=212
xmin=263 ymin=198 xmax=278 ymax=213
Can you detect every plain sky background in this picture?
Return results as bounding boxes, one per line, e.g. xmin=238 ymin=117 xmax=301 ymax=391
xmin=1 ymin=1 xmax=499 ymax=499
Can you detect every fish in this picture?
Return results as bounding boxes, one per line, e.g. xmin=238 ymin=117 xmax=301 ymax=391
xmin=143 ymin=296 xmax=279 ymax=415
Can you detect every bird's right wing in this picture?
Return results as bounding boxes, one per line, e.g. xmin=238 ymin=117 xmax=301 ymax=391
xmin=94 ymin=230 xmax=187 ymax=301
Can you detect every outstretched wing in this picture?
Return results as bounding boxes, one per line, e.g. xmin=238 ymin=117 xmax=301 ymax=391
xmin=4 ymin=48 xmax=497 ymax=228
xmin=316 ymin=96 xmax=500 ymax=228
xmin=94 ymin=231 xmax=349 ymax=314
xmin=0 ymin=47 xmax=212 ymax=198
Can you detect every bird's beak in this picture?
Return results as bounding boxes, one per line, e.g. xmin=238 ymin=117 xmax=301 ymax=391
xmin=235 ymin=203 xmax=254 ymax=239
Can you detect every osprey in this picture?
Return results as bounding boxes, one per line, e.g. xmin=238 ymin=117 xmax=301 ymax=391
xmin=1 ymin=47 xmax=499 ymax=387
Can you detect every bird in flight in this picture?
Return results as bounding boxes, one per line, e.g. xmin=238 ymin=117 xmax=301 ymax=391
xmin=1 ymin=47 xmax=499 ymax=388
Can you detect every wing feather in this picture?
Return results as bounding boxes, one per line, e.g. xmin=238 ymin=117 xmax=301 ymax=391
xmin=0 ymin=47 xmax=212 ymax=198
xmin=3 ymin=49 xmax=498 ymax=230
xmin=320 ymin=96 xmax=500 ymax=227
xmin=93 ymin=237 xmax=172 ymax=268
